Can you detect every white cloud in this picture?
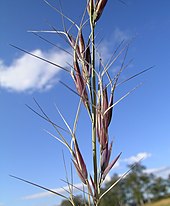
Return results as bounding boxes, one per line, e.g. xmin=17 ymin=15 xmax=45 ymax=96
xmin=145 ymin=166 xmax=170 ymax=179
xmin=123 ymin=152 xmax=152 ymax=164
xmin=23 ymin=183 xmax=83 ymax=200
xmin=0 ymin=29 xmax=131 ymax=93
xmin=113 ymin=159 xmax=121 ymax=169
xmin=0 ymin=48 xmax=71 ymax=92
xmin=103 ymin=174 xmax=112 ymax=184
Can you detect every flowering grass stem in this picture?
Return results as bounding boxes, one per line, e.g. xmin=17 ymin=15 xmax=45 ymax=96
xmin=10 ymin=1 xmax=152 ymax=205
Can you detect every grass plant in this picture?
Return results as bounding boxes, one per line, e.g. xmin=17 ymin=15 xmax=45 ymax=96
xmin=11 ymin=0 xmax=152 ymax=205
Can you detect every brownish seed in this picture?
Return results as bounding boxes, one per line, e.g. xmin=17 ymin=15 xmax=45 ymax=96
xmin=87 ymin=0 xmax=94 ymax=16
xmin=79 ymin=29 xmax=85 ymax=58
xmin=102 ymin=152 xmax=122 ymax=180
xmin=95 ymin=0 xmax=108 ymax=22
xmin=73 ymin=139 xmax=88 ymax=184
xmin=67 ymin=34 xmax=81 ymax=57
xmin=101 ymin=141 xmax=113 ymax=173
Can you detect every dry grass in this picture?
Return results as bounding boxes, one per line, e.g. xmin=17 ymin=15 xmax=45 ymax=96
xmin=145 ymin=198 xmax=170 ymax=206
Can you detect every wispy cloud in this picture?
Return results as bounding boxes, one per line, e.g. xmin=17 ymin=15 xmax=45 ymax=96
xmin=22 ymin=183 xmax=83 ymax=200
xmin=98 ymin=28 xmax=131 ymax=52
xmin=112 ymin=28 xmax=131 ymax=44
xmin=122 ymin=152 xmax=152 ymax=164
xmin=0 ymin=48 xmax=71 ymax=92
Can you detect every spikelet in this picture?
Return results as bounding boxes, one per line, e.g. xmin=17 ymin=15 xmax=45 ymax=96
xmin=104 ymin=91 xmax=114 ymax=128
xmin=67 ymin=34 xmax=81 ymax=58
xmin=101 ymin=142 xmax=113 ymax=173
xmin=102 ymin=152 xmax=122 ymax=181
xmin=94 ymin=0 xmax=108 ymax=22
xmin=87 ymin=0 xmax=94 ymax=16
xmin=97 ymin=86 xmax=113 ymax=150
xmin=82 ymin=45 xmax=91 ymax=81
xmin=72 ymin=58 xmax=89 ymax=108
xmin=73 ymin=139 xmax=88 ymax=184
xmin=78 ymin=29 xmax=85 ymax=58
xmin=96 ymin=106 xmax=108 ymax=150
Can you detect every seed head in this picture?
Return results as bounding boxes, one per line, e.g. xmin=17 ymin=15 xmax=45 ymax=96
xmin=102 ymin=152 xmax=122 ymax=181
xmin=82 ymin=45 xmax=91 ymax=80
xmin=101 ymin=141 xmax=113 ymax=173
xmin=96 ymin=86 xmax=113 ymax=150
xmin=72 ymin=58 xmax=89 ymax=107
xmin=87 ymin=0 xmax=94 ymax=16
xmin=96 ymin=107 xmax=108 ymax=150
xmin=73 ymin=139 xmax=88 ymax=184
xmin=94 ymin=0 xmax=108 ymax=22
xmin=102 ymin=87 xmax=108 ymax=116
xmin=78 ymin=29 xmax=85 ymax=58
xmin=67 ymin=34 xmax=81 ymax=57
xmin=104 ymin=91 xmax=114 ymax=128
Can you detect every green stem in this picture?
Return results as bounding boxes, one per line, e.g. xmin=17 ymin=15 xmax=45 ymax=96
xmin=91 ymin=22 xmax=98 ymax=200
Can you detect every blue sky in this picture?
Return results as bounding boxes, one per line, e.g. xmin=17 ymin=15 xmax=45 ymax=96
xmin=1 ymin=0 xmax=170 ymax=206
